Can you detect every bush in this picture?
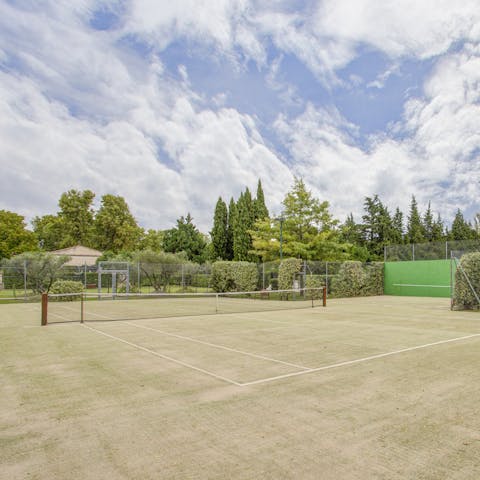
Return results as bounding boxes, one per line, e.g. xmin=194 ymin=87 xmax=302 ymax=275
xmin=50 ymin=280 xmax=84 ymax=301
xmin=278 ymin=258 xmax=302 ymax=290
xmin=332 ymin=261 xmax=384 ymax=297
xmin=453 ymin=252 xmax=480 ymax=310
xmin=332 ymin=261 xmax=367 ymax=297
xmin=211 ymin=261 xmax=258 ymax=292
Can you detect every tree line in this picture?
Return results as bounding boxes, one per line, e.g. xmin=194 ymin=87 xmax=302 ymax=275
xmin=1 ymin=180 xmax=479 ymax=263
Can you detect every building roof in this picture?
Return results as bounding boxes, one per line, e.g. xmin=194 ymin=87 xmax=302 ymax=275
xmin=50 ymin=245 xmax=102 ymax=266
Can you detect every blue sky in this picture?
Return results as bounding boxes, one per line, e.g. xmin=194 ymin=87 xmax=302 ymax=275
xmin=1 ymin=0 xmax=480 ymax=233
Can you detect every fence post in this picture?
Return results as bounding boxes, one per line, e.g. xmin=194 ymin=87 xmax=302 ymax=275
xmin=412 ymin=244 xmax=415 ymax=261
xmin=23 ymin=260 xmax=27 ymax=299
xmin=445 ymin=241 xmax=448 ymax=260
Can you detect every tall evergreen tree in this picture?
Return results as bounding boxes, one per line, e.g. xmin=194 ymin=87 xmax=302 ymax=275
xmin=406 ymin=196 xmax=424 ymax=244
xmin=340 ymin=213 xmax=362 ymax=245
xmin=226 ymin=197 xmax=236 ymax=260
xmin=233 ymin=189 xmax=255 ymax=261
xmin=253 ymin=179 xmax=269 ymax=220
xmin=422 ymin=202 xmax=434 ymax=241
xmin=210 ymin=197 xmax=228 ymax=260
xmin=361 ymin=195 xmax=393 ymax=257
xmin=450 ymin=209 xmax=476 ymax=240
xmin=391 ymin=207 xmax=404 ymax=245
xmin=431 ymin=213 xmax=445 ymax=241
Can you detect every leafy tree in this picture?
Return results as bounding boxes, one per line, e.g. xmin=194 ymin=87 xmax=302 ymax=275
xmin=3 ymin=252 xmax=70 ymax=293
xmin=139 ymin=229 xmax=165 ymax=252
xmin=406 ymin=196 xmax=424 ymax=244
xmin=58 ymin=189 xmax=95 ymax=247
xmin=32 ymin=214 xmax=64 ymax=251
xmin=0 ymin=210 xmax=37 ymax=259
xmin=253 ymin=179 xmax=269 ymax=220
xmin=210 ymin=197 xmax=228 ymax=260
xmin=133 ymin=250 xmax=189 ymax=292
xmin=94 ymin=194 xmax=143 ymax=252
xmin=163 ymin=213 xmax=207 ymax=263
xmin=450 ymin=209 xmax=477 ymax=240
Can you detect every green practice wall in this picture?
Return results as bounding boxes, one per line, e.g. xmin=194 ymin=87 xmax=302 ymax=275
xmin=384 ymin=260 xmax=451 ymax=297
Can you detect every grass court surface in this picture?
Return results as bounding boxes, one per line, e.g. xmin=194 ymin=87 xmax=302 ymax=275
xmin=1 ymin=296 xmax=480 ymax=479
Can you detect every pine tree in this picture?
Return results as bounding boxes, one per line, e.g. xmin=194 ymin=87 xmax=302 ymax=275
xmin=422 ymin=202 xmax=434 ymax=241
xmin=253 ymin=179 xmax=269 ymax=220
xmin=361 ymin=195 xmax=392 ymax=257
xmin=210 ymin=197 xmax=228 ymax=260
xmin=431 ymin=213 xmax=445 ymax=241
xmin=450 ymin=209 xmax=476 ymax=240
xmin=406 ymin=196 xmax=424 ymax=244
xmin=391 ymin=207 xmax=404 ymax=244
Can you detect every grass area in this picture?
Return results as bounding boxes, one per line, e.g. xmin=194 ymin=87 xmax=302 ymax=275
xmin=1 ymin=296 xmax=480 ymax=479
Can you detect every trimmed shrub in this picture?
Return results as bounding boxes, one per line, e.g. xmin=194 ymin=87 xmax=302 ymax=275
xmin=453 ymin=252 xmax=480 ymax=310
xmin=50 ymin=280 xmax=84 ymax=301
xmin=278 ymin=258 xmax=302 ymax=290
xmin=332 ymin=261 xmax=366 ymax=297
xmin=211 ymin=261 xmax=258 ymax=292
xmin=364 ymin=262 xmax=384 ymax=295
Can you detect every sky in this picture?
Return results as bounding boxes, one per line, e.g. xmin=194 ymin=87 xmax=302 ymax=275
xmin=1 ymin=0 xmax=480 ymax=234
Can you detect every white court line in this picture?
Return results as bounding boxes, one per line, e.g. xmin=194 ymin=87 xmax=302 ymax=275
xmin=123 ymin=321 xmax=311 ymax=370
xmin=82 ymin=324 xmax=242 ymax=386
xmin=240 ymin=333 xmax=480 ymax=386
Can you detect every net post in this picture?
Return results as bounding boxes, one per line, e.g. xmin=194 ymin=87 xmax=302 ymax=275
xmin=80 ymin=293 xmax=85 ymax=323
xmin=323 ymin=286 xmax=327 ymax=307
xmin=41 ymin=293 xmax=48 ymax=326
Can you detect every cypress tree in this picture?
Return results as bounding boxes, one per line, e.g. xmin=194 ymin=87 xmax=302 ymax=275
xmin=226 ymin=197 xmax=237 ymax=260
xmin=253 ymin=179 xmax=269 ymax=220
xmin=233 ymin=189 xmax=255 ymax=261
xmin=210 ymin=197 xmax=228 ymax=260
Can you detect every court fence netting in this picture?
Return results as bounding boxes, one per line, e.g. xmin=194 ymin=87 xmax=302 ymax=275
xmin=41 ymin=287 xmax=327 ymax=325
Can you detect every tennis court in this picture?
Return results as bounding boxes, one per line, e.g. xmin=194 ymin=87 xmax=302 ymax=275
xmin=2 ymin=296 xmax=480 ymax=478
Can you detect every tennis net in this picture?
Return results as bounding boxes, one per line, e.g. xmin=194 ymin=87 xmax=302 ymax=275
xmin=42 ymin=287 xmax=326 ymax=325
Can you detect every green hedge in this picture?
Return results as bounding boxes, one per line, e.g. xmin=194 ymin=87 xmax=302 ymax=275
xmin=211 ymin=261 xmax=258 ymax=292
xmin=331 ymin=261 xmax=384 ymax=297
xmin=50 ymin=280 xmax=84 ymax=301
xmin=453 ymin=252 xmax=480 ymax=310
xmin=278 ymin=258 xmax=302 ymax=290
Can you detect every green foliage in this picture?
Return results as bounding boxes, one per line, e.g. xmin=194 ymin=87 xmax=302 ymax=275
xmin=94 ymin=194 xmax=143 ymax=252
xmin=278 ymin=258 xmax=302 ymax=290
xmin=305 ymin=275 xmax=325 ymax=289
xmin=254 ymin=179 xmax=269 ymax=220
xmin=3 ymin=252 xmax=70 ymax=293
xmin=233 ymin=189 xmax=255 ymax=261
xmin=211 ymin=261 xmax=258 ymax=292
xmin=50 ymin=280 xmax=84 ymax=300
xmin=226 ymin=198 xmax=236 ymax=261
xmin=210 ymin=198 xmax=228 ymax=260
xmin=453 ymin=253 xmax=480 ymax=310
xmin=32 ymin=214 xmax=64 ymax=251
xmin=163 ymin=213 xmax=207 ymax=263
xmin=332 ymin=261 xmax=366 ymax=297
xmin=450 ymin=209 xmax=477 ymax=241
xmin=332 ymin=261 xmax=384 ymax=297
xmin=133 ymin=250 xmax=189 ymax=292
xmin=58 ymin=189 xmax=95 ymax=247
xmin=0 ymin=210 xmax=37 ymax=259
xmin=407 ymin=196 xmax=424 ymax=244
xmin=139 ymin=229 xmax=165 ymax=252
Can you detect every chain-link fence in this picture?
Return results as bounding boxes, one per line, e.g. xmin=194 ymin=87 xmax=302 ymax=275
xmin=385 ymin=239 xmax=480 ymax=262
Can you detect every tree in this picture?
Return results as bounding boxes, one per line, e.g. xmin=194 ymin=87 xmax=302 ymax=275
xmin=0 ymin=210 xmax=37 ymax=259
xmin=3 ymin=252 xmax=70 ymax=293
xmin=58 ymin=189 xmax=95 ymax=247
xmin=406 ymin=196 xmax=424 ymax=244
xmin=94 ymin=194 xmax=143 ymax=252
xmin=139 ymin=229 xmax=165 ymax=252
xmin=253 ymin=179 xmax=269 ymax=220
xmin=226 ymin=198 xmax=236 ymax=260
xmin=422 ymin=202 xmax=434 ymax=241
xmin=431 ymin=213 xmax=445 ymax=241
xmin=133 ymin=250 xmax=189 ymax=292
xmin=233 ymin=189 xmax=256 ymax=261
xmin=391 ymin=208 xmax=404 ymax=245
xmin=360 ymin=195 xmax=393 ymax=257
xmin=163 ymin=213 xmax=207 ymax=263
xmin=340 ymin=213 xmax=362 ymax=245
xmin=450 ymin=209 xmax=477 ymax=240
xmin=32 ymin=214 xmax=64 ymax=251
xmin=210 ymin=197 xmax=228 ymax=260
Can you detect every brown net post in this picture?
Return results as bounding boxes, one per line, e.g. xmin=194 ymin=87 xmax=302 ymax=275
xmin=41 ymin=293 xmax=48 ymax=326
